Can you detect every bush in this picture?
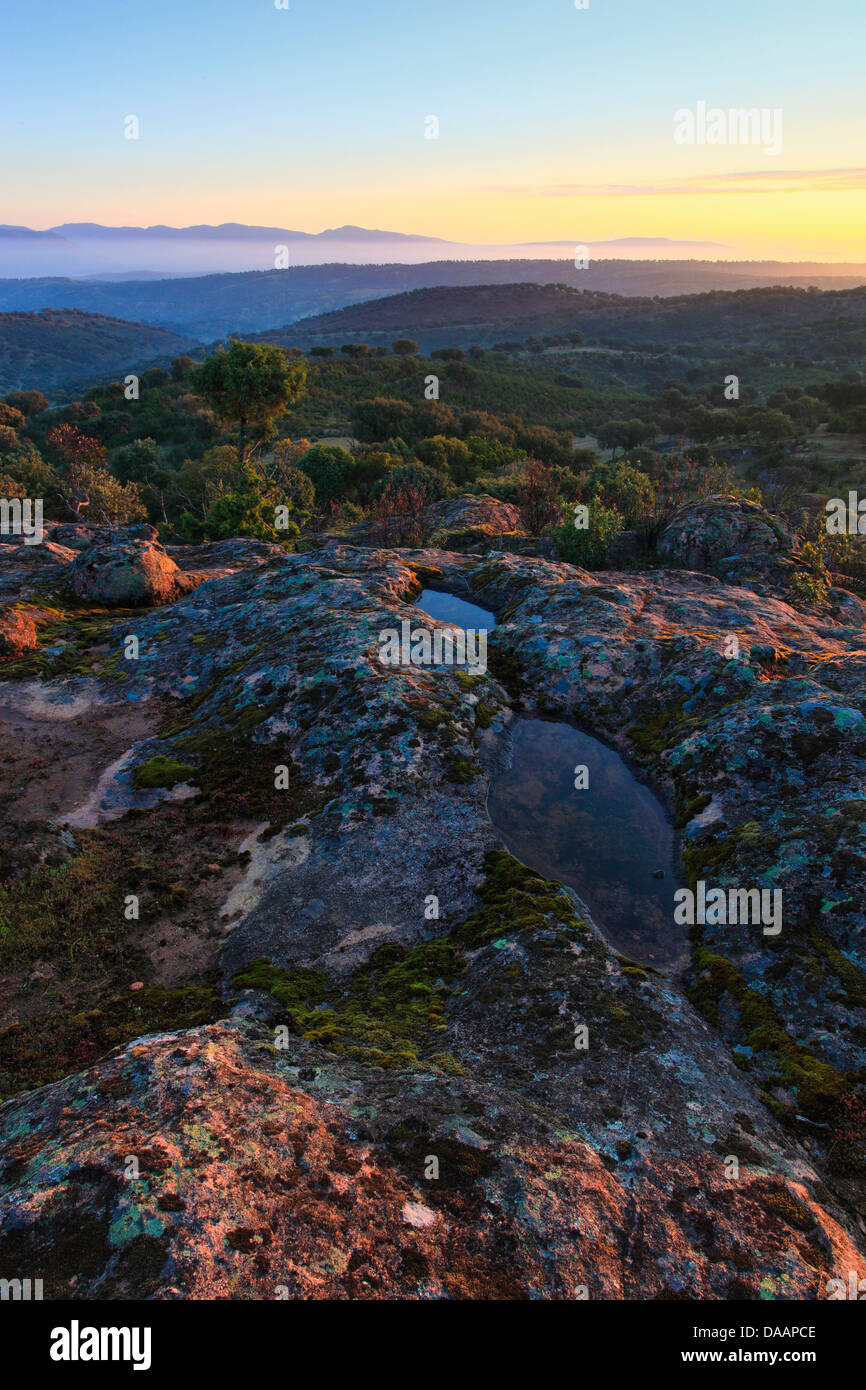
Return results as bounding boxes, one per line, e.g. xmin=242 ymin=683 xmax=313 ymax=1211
xmin=554 ymin=502 xmax=624 ymax=568
xmin=372 ymin=461 xmax=452 ymax=505
xmin=298 ymin=443 xmax=353 ymax=506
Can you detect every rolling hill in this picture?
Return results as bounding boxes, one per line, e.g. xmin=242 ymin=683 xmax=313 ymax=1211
xmin=0 ymin=259 xmax=863 ymax=342
xmin=259 ymin=282 xmax=866 ymax=359
xmin=0 ymin=309 xmax=198 ymax=396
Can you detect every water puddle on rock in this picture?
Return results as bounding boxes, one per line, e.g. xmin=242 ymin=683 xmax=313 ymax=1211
xmin=415 ymin=589 xmax=496 ymax=632
xmin=487 ymin=718 xmax=685 ymax=969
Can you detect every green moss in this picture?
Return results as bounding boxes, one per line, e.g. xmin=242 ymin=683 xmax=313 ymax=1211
xmin=417 ymin=706 xmax=446 ymax=729
xmin=454 ymin=850 xmax=578 ymax=948
xmin=427 ymin=1051 xmax=469 ymax=1076
xmin=761 ymin=1186 xmax=815 ymax=1232
xmin=627 ymin=699 xmax=689 ymax=760
xmin=474 ymin=703 xmax=494 ymax=729
xmin=486 ymin=644 xmax=523 ymax=690
xmin=231 ymin=938 xmax=465 ymax=1071
xmin=689 ymin=948 xmax=848 ymax=1122
xmin=676 ymin=792 xmax=712 ymax=828
xmin=446 ymin=754 xmax=477 ymax=783
xmin=0 ymin=606 xmax=131 ymax=682
xmin=236 ymin=704 xmax=268 ymax=730
xmin=468 ymin=564 xmax=497 ymax=592
xmin=682 ymin=834 xmax=736 ymax=891
xmin=131 ymin=756 xmax=197 ymax=790
xmin=169 ymin=731 xmax=320 ymax=829
xmin=809 ymin=928 xmax=866 ymax=1008
xmin=0 ymin=833 xmax=123 ymax=970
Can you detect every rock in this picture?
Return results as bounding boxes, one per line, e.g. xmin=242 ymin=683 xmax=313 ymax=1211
xmin=2 ymin=537 xmax=866 ymax=1299
xmin=1 ymin=1019 xmax=862 ymax=1299
xmin=47 ymin=524 xmax=97 ymax=550
xmin=65 ymin=538 xmax=199 ymax=607
xmin=658 ymin=495 xmax=792 ymax=575
xmin=423 ymin=493 xmax=523 ymax=551
xmin=165 ymin=537 xmax=287 ymax=575
xmin=0 ymin=605 xmax=37 ymax=660
xmin=0 ymin=541 xmax=76 ymax=568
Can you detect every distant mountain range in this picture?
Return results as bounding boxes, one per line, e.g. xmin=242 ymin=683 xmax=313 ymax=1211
xmin=0 ymin=222 xmax=733 ymax=279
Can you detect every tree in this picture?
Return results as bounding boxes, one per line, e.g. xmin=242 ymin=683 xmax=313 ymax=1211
xmin=516 ymin=458 xmax=561 ymax=536
xmin=392 ymin=339 xmax=419 ymax=356
xmin=0 ymin=404 xmax=26 ymax=431
xmin=170 ymin=356 xmax=196 ymax=381
xmin=200 ymin=461 xmax=308 ymax=544
xmin=370 ymin=483 xmax=429 ymax=547
xmin=351 ymin=397 xmax=414 ymax=443
xmin=415 ymin=435 xmax=473 ymax=479
xmin=168 ymin=444 xmax=240 ymax=522
xmin=587 ymin=461 xmax=655 ymax=528
xmin=3 ymin=390 xmax=48 ymax=417
xmin=298 ymin=443 xmax=353 ymax=508
xmin=372 ymin=461 xmax=451 ymax=505
xmin=46 ymin=424 xmax=145 ymax=524
xmin=194 ymin=340 xmax=307 ymax=462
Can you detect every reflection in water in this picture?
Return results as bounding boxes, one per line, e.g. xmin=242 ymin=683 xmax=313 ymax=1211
xmin=487 ymin=718 xmax=684 ymax=969
xmin=415 ymin=589 xmax=496 ymax=632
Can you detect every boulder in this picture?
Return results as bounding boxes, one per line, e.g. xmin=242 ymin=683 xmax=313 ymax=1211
xmin=0 ymin=541 xmax=76 ymax=567
xmin=658 ymin=495 xmax=791 ymax=575
xmin=65 ymin=538 xmax=198 ymax=607
xmin=0 ymin=604 xmax=38 ymax=660
xmin=50 ymin=522 xmax=159 ymax=550
xmin=166 ymin=537 xmax=287 ymax=573
xmin=424 ymin=493 xmax=522 ymax=543
xmin=48 ymin=523 xmax=96 ymax=551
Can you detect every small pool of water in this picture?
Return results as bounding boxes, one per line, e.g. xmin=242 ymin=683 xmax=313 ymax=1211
xmin=415 ymin=589 xmax=496 ymax=631
xmin=487 ymin=718 xmax=684 ymax=969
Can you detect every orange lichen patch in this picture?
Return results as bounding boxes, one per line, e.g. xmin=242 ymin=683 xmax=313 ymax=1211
xmin=2 ymin=1022 xmax=863 ymax=1301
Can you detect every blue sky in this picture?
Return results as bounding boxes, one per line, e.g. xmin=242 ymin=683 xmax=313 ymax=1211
xmin=1 ymin=0 xmax=864 ymax=255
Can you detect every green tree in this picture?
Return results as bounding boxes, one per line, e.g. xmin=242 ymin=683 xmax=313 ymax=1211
xmin=298 ymin=443 xmax=353 ymax=507
xmin=3 ymin=390 xmax=48 ymax=417
xmin=194 ymin=340 xmax=307 ymax=462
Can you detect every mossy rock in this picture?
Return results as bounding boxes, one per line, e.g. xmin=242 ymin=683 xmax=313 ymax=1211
xmin=131 ymin=756 xmax=197 ymax=790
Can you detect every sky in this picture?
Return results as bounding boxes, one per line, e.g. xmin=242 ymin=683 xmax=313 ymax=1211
xmin=1 ymin=0 xmax=864 ymax=259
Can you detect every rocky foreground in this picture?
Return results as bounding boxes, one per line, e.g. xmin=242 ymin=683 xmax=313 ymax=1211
xmin=0 ymin=502 xmax=865 ymax=1298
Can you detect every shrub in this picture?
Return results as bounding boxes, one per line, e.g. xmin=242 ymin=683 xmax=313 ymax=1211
xmin=554 ymin=501 xmax=624 ymax=567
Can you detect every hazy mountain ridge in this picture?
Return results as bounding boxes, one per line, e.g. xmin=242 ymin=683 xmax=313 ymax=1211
xmin=0 ymin=258 xmax=863 ymax=341
xmin=0 ymin=222 xmax=730 ymax=278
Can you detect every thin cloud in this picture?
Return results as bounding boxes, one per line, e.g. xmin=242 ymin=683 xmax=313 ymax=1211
xmin=489 ymin=169 xmax=866 ymax=197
